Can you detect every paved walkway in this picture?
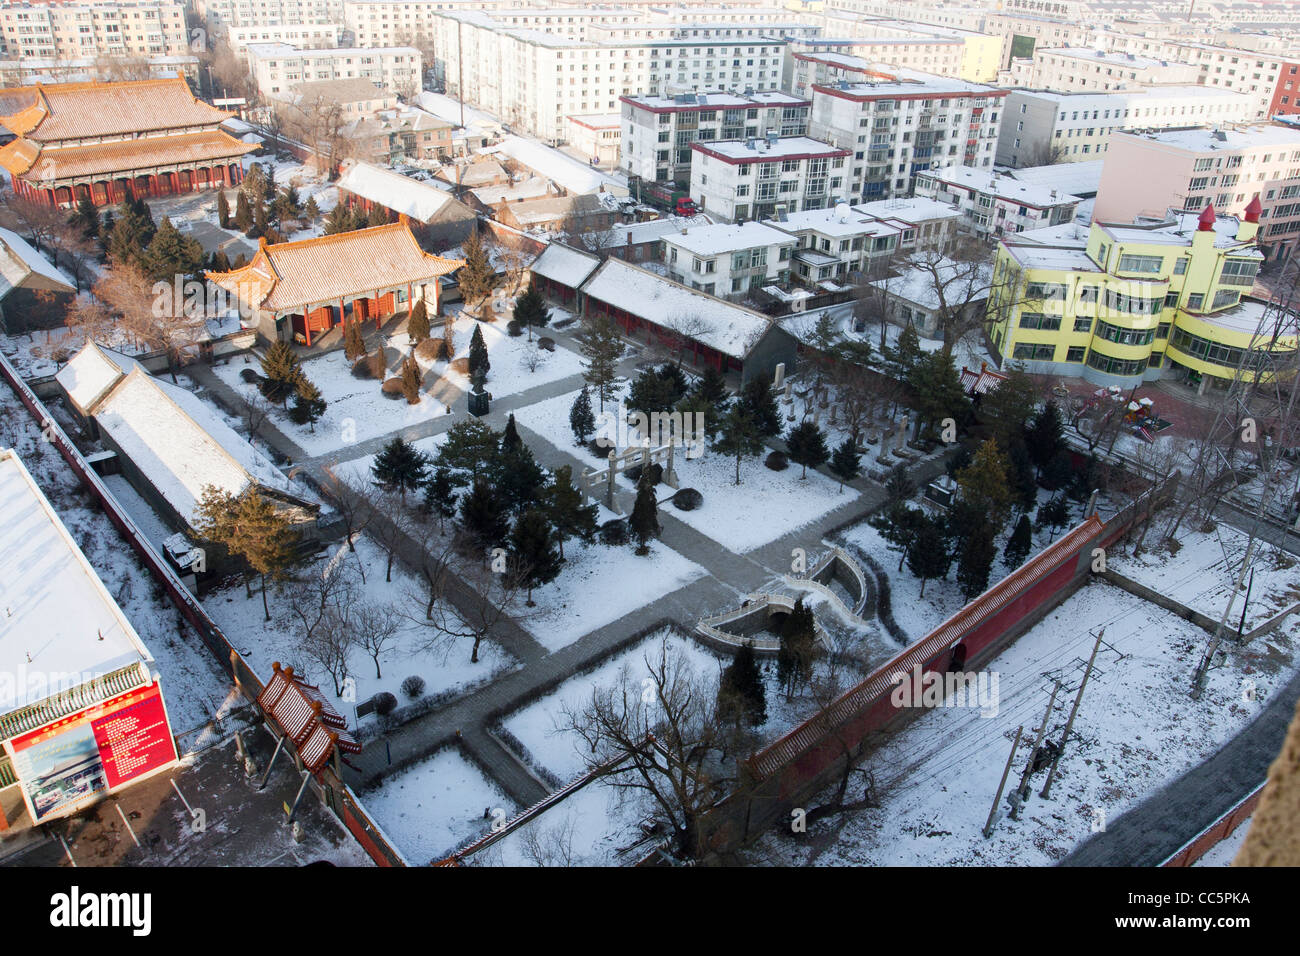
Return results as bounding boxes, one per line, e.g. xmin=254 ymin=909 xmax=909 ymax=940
xmin=186 ymin=330 xmax=947 ymax=811
xmin=1061 ymin=662 xmax=1300 ymax=866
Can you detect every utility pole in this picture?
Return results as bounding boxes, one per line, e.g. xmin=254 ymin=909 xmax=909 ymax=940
xmin=457 ymin=18 xmax=464 ymax=132
xmin=1191 ymin=539 xmax=1257 ymax=699
xmin=1014 ymin=679 xmax=1062 ymax=807
xmin=1041 ymin=629 xmax=1104 ymax=799
xmin=983 ymin=725 xmax=1023 ymax=839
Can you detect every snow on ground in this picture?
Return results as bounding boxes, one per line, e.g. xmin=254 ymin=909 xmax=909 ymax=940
xmin=745 ymin=580 xmax=1299 ymax=867
xmin=1193 ymin=816 xmax=1252 ymax=866
xmin=501 ymin=628 xmax=723 ymax=782
xmin=513 ymin=380 xmax=857 ymax=552
xmin=0 ymin=389 xmax=235 ymax=736
xmin=210 ymin=348 xmax=450 ymax=459
xmin=361 ymin=747 xmax=517 ymax=864
xmin=1112 ymin=523 xmax=1300 ymax=633
xmin=520 ymin=534 xmax=706 ymax=652
xmin=434 ymin=309 xmax=585 ymax=400
xmin=203 ymin=534 xmax=516 ymax=720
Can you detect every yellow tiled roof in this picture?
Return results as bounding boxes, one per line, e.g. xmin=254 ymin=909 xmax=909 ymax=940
xmin=0 ymin=74 xmax=233 ymax=142
xmin=4 ymin=130 xmax=256 ymax=181
xmin=207 ymin=223 xmax=465 ymax=312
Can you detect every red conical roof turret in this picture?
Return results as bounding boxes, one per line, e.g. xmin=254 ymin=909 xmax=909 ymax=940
xmin=1197 ymin=203 xmax=1216 ymax=231
xmin=1245 ymin=194 xmax=1263 ymax=223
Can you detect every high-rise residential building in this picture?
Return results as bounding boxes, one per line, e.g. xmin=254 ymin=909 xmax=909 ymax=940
xmin=1094 ymin=125 xmax=1300 ymax=261
xmin=997 ymin=86 xmax=1258 ymax=167
xmin=0 ymin=1 xmax=189 ymax=60
xmin=1006 ymin=47 xmax=1202 ymax=92
xmin=620 ymin=89 xmax=809 ymax=185
xmin=805 ymin=62 xmax=1005 ymax=201
xmin=247 ymin=42 xmax=422 ymax=98
xmin=984 ymin=204 xmax=1293 ymax=393
xmin=688 ymin=134 xmax=852 ymax=222
xmin=799 ymin=15 xmax=1004 ymax=83
xmin=195 ymin=0 xmax=344 ymax=36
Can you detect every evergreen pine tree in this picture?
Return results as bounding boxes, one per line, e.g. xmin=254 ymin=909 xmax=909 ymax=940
xmin=71 ymin=195 xmax=100 ymax=240
xmin=1006 ymin=438 xmax=1040 ymax=514
xmin=143 ymin=217 xmax=205 ymax=282
xmin=217 ymin=190 xmax=231 ymax=229
xmin=1036 ymin=495 xmax=1071 ymax=542
xmin=400 ymin=355 xmax=422 ymax=404
xmin=717 ymin=640 xmax=766 ymax=727
xmin=739 ymin=375 xmax=781 ymax=437
xmin=468 ymin=323 xmax=490 ymax=383
xmin=544 ymin=465 xmax=598 ymax=559
xmin=491 ymin=442 xmax=546 ymax=516
xmin=304 ymin=196 xmax=320 ymax=220
xmin=193 ymin=486 xmax=299 ymax=622
xmin=786 ymin=420 xmax=830 ymax=479
xmin=459 ymin=479 xmax=510 ymax=551
xmin=501 ymin=413 xmax=523 ymax=452
xmin=371 ymin=436 xmax=429 ymax=504
xmin=366 ymin=204 xmax=390 ymax=228
xmin=234 ymin=191 xmax=252 ymax=232
xmin=1026 ymin=399 xmax=1067 ymax=476
xmin=259 ymin=341 xmax=302 ymax=406
xmin=908 ymin=350 xmax=971 ymax=441
xmin=407 ymin=298 xmax=430 ymax=344
xmin=907 ymin=515 xmax=950 ymax=598
xmin=422 ymin=466 xmax=459 ymax=531
xmin=344 ymin=318 xmax=366 ymax=362
xmin=511 ymin=283 xmax=551 ymax=341
xmin=508 ymin=507 xmax=563 ymax=605
xmin=628 ymin=468 xmax=661 ymax=555
xmin=715 ymin=402 xmax=764 ymax=485
xmin=871 ymin=500 xmax=926 ymax=572
xmin=210 ymin=249 xmax=231 ymax=273
xmin=441 ymin=316 xmax=455 ymax=361
xmin=829 ymin=437 xmax=860 ymax=491
xmin=1004 ymin=513 xmax=1033 ymax=570
xmin=251 ymin=199 xmax=268 ymax=238
xmin=576 ymin=314 xmax=623 ymax=411
xmin=955 ymin=439 xmax=1013 ymax=537
xmin=436 ymin=418 xmax=501 ymax=482
xmin=692 ymin=365 xmax=730 ymax=408
xmin=777 ymin=597 xmax=816 ymax=699
xmin=458 ymin=229 xmax=496 ymax=304
xmin=885 ymin=465 xmax=915 ymax=504
xmin=289 ymin=375 xmax=327 ymax=431
xmin=569 ymin=386 xmax=596 ymax=446
xmin=956 ymin=521 xmax=997 ymax=600
xmin=107 ymin=199 xmax=156 ymax=268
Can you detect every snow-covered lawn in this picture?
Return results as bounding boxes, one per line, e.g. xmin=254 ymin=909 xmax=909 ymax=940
xmin=745 ymin=580 xmax=1299 ymax=867
xmin=519 ymin=535 xmax=706 ymax=652
xmin=431 ymin=309 xmax=585 ymax=401
xmin=361 ymin=747 xmax=517 ymax=863
xmin=501 ymin=628 xmax=723 ymax=782
xmin=210 ymin=350 xmax=450 ymax=459
xmin=1112 ymin=523 xmax=1300 ymax=633
xmin=202 ymin=534 xmax=515 ymax=721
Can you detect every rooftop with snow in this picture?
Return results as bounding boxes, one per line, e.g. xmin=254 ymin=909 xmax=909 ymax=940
xmin=662 ymin=221 xmax=795 ymax=257
xmin=693 ymin=135 xmax=847 ymax=162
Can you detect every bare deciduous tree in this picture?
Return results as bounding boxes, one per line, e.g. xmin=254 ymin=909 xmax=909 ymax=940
xmin=354 ymin=601 xmax=400 ymax=678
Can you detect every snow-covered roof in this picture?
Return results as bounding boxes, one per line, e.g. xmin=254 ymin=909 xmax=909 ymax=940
xmin=694 ymin=135 xmax=847 ymax=162
xmin=767 ymin=205 xmax=901 ymax=239
xmin=93 ymin=368 xmax=295 ymax=527
xmin=493 ymin=135 xmax=628 ymax=197
xmin=470 ymin=176 xmax=553 ymax=206
xmin=336 ymin=160 xmax=460 ymax=223
xmin=0 ymin=225 xmax=75 ymax=299
xmin=529 ymin=242 xmax=601 ymax=288
xmin=662 ymin=221 xmax=794 ymax=257
xmin=599 ymin=214 xmax=713 ymax=248
xmin=851 ymin=196 xmax=964 ymax=225
xmin=1122 ymin=124 xmax=1300 ymax=152
xmin=55 ymin=341 xmax=144 ymax=415
xmin=581 ymin=259 xmax=776 ymax=359
xmin=0 ymin=449 xmax=152 ymax=714
xmin=416 ymin=91 xmax=502 ymax=132
xmin=925 ymin=164 xmax=1083 ymax=208
xmin=1001 ymin=159 xmax=1104 ymax=199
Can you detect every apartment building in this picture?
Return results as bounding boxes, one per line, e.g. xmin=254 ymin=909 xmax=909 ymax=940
xmin=763 ymin=196 xmax=961 ymax=285
xmin=1094 ymin=125 xmax=1300 ymax=261
xmin=1006 ymin=47 xmax=1201 ymax=92
xmin=807 ymin=67 xmax=1006 ymax=200
xmin=800 ymin=15 xmax=1004 ymax=83
xmin=227 ymin=22 xmax=342 ymax=57
xmin=343 ymin=1 xmax=624 ymax=49
xmin=620 ymin=89 xmax=809 ymax=185
xmin=985 ymin=205 xmax=1292 ymax=392
xmin=0 ymin=1 xmax=189 ymax=60
xmin=661 ymin=220 xmax=796 ymax=298
xmin=996 ymin=86 xmax=1258 ymax=167
xmin=689 ymin=134 xmax=851 ymax=222
xmin=0 ymin=53 xmax=199 ymax=85
xmin=427 ymin=8 xmax=817 ymax=142
xmin=196 ymin=0 xmax=344 ymax=35
xmin=247 ymin=42 xmax=422 ymax=98
xmin=565 ymin=113 xmax=620 ymax=167
xmin=914 ymin=164 xmax=1082 ymax=241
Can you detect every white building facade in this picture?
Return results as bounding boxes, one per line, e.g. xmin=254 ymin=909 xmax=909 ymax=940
xmin=247 ymin=42 xmax=421 ymax=97
xmin=689 ymin=135 xmax=852 ymax=223
xmin=662 ymin=220 xmax=796 ymax=297
xmin=914 ymin=164 xmax=1081 ymax=241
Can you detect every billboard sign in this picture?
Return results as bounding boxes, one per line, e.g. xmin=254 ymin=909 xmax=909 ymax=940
xmin=3 ymin=682 xmax=178 ymax=823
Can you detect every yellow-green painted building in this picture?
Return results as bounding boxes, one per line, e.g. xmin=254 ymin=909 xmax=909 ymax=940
xmin=985 ymin=201 xmax=1297 ymax=392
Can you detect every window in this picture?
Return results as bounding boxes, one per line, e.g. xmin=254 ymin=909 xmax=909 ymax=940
xmin=1026 ymin=281 xmax=1067 ymax=300
xmin=1066 ymin=346 xmax=1087 ymax=363
xmin=1074 ymin=316 xmax=1093 ymax=333
xmin=1187 ymin=292 xmax=1204 ymax=310
xmin=1173 ymin=258 xmax=1188 ymax=275
xmin=1096 ymin=319 xmax=1156 ymax=346
xmin=1104 ymin=290 xmax=1164 ymax=314
xmin=1220 ymin=258 xmax=1259 ymax=286
xmin=1171 ymin=327 xmax=1273 ymax=370
xmin=1164 ymin=292 xmax=1180 ymax=309
xmin=1013 ymin=342 xmax=1055 ymax=361
xmin=1156 ymin=322 xmax=1171 ymax=339
xmin=1212 ymin=289 xmax=1239 ymax=309
xmin=1117 ymin=254 xmax=1163 ymax=274
xmin=1018 ymin=312 xmax=1061 ymax=331
xmin=1086 ymin=351 xmax=1146 ymax=376
xmin=1078 ymin=285 xmax=1099 ymax=303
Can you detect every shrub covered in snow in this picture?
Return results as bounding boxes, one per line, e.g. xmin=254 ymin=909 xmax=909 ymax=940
xmin=373 ymin=692 xmax=398 ymax=716
xmin=537 ymin=337 xmax=556 ymax=352
xmin=506 ymin=319 xmax=523 ymax=337
xmin=415 ymin=338 xmax=443 ymax=363
xmin=401 ymin=675 xmax=426 ymax=699
xmin=599 ymin=518 xmax=629 ymax=545
xmin=626 ymin=462 xmax=663 ymax=485
xmin=239 ymin=368 xmax=264 ymax=386
xmin=765 ymin=451 xmax=789 ymax=471
xmin=673 ymin=488 xmax=703 ymax=511
xmin=381 ymin=378 xmax=405 ymax=398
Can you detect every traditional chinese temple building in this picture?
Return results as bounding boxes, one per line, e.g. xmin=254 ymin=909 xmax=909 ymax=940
xmin=206 ymin=221 xmax=464 ymax=345
xmin=0 ymin=74 xmax=256 ymax=207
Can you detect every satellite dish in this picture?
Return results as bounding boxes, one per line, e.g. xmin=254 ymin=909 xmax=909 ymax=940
xmin=834 ymin=202 xmax=851 ymax=223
